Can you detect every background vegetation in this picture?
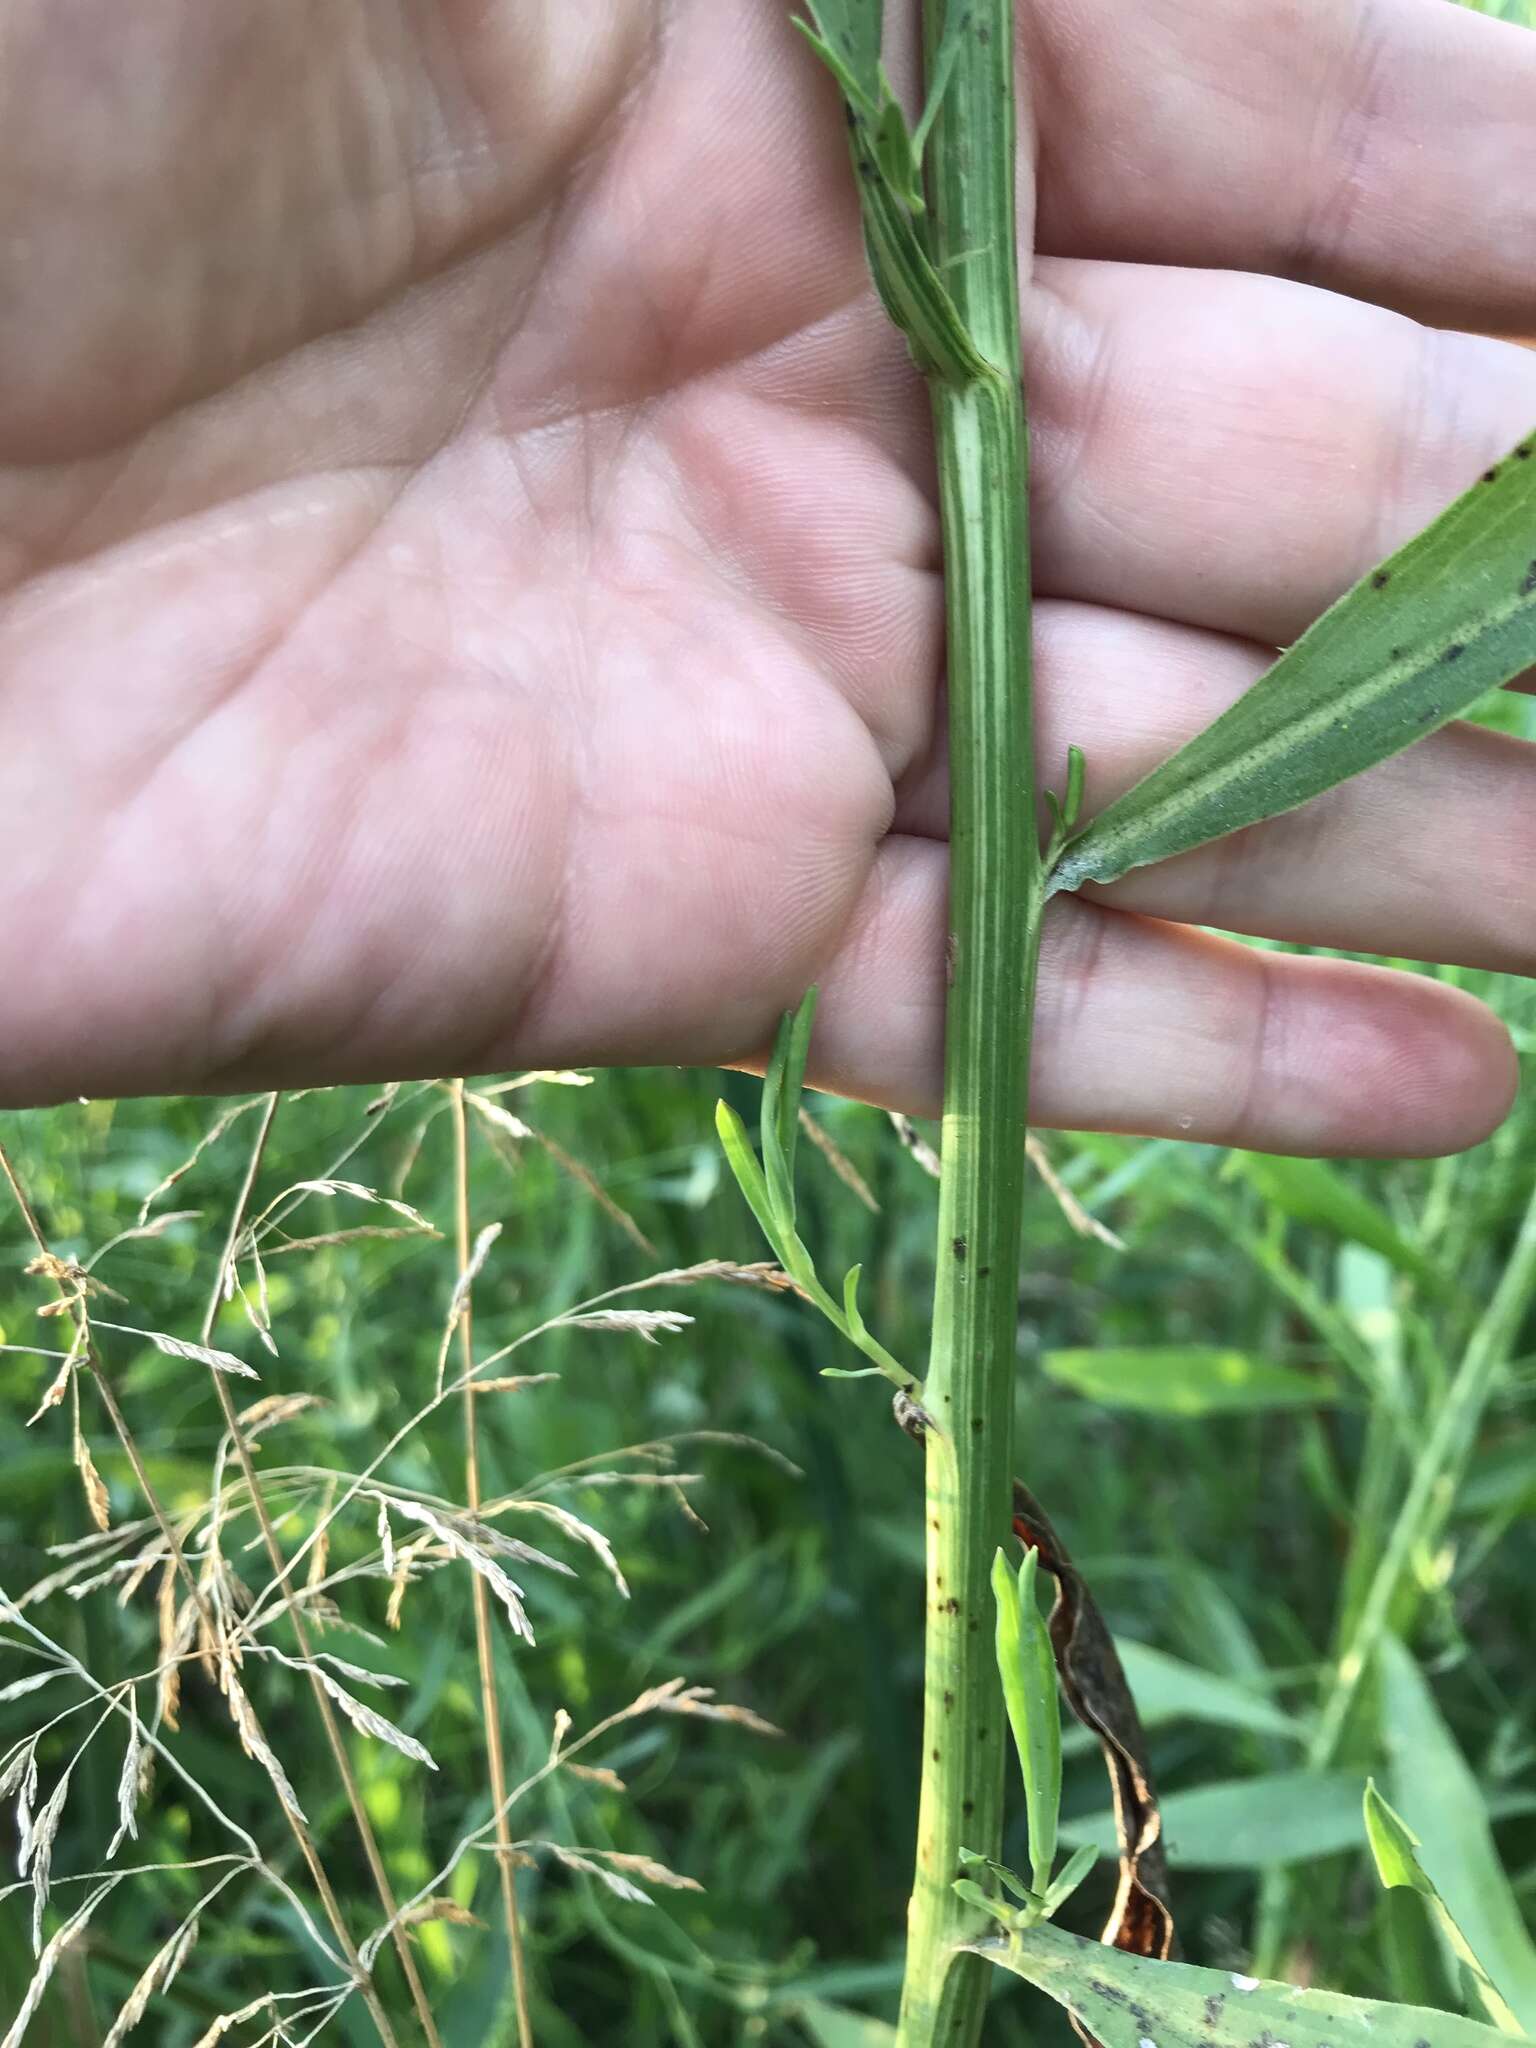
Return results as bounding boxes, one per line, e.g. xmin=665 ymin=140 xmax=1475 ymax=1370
xmin=3 ymin=4 xmax=1534 ymax=2043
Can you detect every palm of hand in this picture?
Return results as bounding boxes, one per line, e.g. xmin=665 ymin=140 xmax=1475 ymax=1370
xmin=2 ymin=0 xmax=1533 ymax=1153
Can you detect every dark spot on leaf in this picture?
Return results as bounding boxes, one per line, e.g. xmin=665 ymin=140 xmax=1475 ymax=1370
xmin=1389 ymin=646 xmax=1405 ymax=662
xmin=1517 ymin=441 xmax=1532 ymax=459
xmin=962 ymin=1797 xmax=975 ymax=1817
xmin=1522 ymin=559 xmax=1536 ymax=596
xmin=1089 ymin=1980 xmax=1127 ymax=2005
xmin=1416 ymin=702 xmax=1441 ymax=724
xmin=977 ymin=1264 xmax=991 ymax=1278
xmin=1480 ymin=467 xmax=1498 ymax=484
xmin=1203 ymin=1994 xmax=1225 ymax=2026
xmin=1371 ymin=569 xmax=1390 ymax=589
xmin=945 ymin=1597 xmax=960 ymax=1615
xmin=952 ymin=1235 xmax=967 ymax=1262
xmin=931 ymin=1748 xmax=940 ymax=1762
xmin=1441 ymin=643 xmax=1466 ymax=662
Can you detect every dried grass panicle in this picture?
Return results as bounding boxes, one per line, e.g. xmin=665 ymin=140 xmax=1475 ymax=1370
xmin=0 ymin=1082 xmax=785 ymax=2047
xmin=563 ymin=1308 xmax=694 ymax=1342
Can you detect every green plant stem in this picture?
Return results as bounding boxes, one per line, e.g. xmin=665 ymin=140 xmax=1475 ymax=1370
xmin=1253 ymin=1177 xmax=1536 ymax=1975
xmin=451 ymin=1080 xmax=534 ymax=2048
xmin=898 ymin=6 xmax=1039 ymax=2045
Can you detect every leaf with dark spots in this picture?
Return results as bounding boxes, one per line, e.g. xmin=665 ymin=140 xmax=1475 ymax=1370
xmin=1050 ymin=426 xmax=1536 ymax=898
xmin=1011 ymin=1482 xmax=1175 ymax=1972
xmin=966 ymin=1918 xmax=1517 ymax=2047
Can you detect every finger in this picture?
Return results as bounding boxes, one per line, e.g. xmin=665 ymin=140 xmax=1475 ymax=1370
xmin=1030 ymin=0 xmax=1536 ymax=333
xmin=896 ymin=603 xmax=1536 ymax=972
xmin=805 ymin=838 xmax=1515 ymax=1158
xmin=1025 ymin=259 xmax=1536 ymax=647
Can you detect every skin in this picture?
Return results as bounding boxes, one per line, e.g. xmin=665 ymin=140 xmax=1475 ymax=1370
xmin=0 ymin=0 xmax=1533 ymax=1153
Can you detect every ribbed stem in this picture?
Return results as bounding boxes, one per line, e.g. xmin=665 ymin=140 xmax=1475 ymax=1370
xmin=897 ymin=6 xmax=1037 ymax=2045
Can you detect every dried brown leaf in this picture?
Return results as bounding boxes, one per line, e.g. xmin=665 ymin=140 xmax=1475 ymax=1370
xmin=1011 ymin=1480 xmax=1174 ymax=1972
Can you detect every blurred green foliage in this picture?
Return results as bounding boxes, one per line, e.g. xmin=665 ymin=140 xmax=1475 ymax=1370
xmin=3 ymin=936 xmax=1534 ymax=2046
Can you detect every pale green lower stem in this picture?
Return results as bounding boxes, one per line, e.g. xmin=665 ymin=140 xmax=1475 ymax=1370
xmin=896 ymin=373 xmax=1039 ymax=2048
xmin=1254 ymin=1178 xmax=1536 ymax=1974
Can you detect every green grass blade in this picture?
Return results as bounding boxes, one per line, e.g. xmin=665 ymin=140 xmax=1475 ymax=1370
xmin=1232 ymin=1154 xmax=1447 ymax=1291
xmin=715 ymin=1099 xmax=785 ymax=1255
xmin=1365 ymin=1779 xmax=1525 ymax=2035
xmin=797 ymin=0 xmax=881 ymax=110
xmin=1112 ymin=1640 xmax=1301 ymax=1743
xmin=1041 ymin=1344 xmax=1337 ymax=1416
xmin=797 ymin=2002 xmax=898 ymax=2048
xmin=1380 ymin=1634 xmax=1536 ymax=2035
xmin=1061 ymin=1768 xmax=1369 ymax=1870
xmin=968 ymin=1919 xmax=1518 ymax=2047
xmin=774 ymin=989 xmax=818 ymax=1197
xmin=1050 ymin=428 xmax=1536 ymax=896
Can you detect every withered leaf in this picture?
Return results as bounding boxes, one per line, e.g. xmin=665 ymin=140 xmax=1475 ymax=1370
xmin=1010 ymin=1481 xmax=1175 ymax=1976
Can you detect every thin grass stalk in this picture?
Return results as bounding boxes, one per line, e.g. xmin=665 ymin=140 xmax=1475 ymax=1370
xmin=189 ymin=1096 xmax=445 ymax=2048
xmin=0 ymin=1135 xmax=404 ymax=2048
xmin=897 ymin=5 xmax=1040 ymax=2044
xmin=451 ymin=1078 xmax=534 ymax=2048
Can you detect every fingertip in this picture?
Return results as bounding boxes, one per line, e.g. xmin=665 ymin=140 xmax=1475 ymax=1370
xmin=1294 ymin=968 xmax=1519 ymax=1160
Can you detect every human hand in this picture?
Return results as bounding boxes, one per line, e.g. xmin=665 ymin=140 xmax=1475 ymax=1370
xmin=1 ymin=0 xmax=1532 ymax=1151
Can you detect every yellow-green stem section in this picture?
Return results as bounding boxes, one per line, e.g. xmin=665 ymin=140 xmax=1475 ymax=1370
xmin=898 ymin=6 xmax=1037 ymax=2044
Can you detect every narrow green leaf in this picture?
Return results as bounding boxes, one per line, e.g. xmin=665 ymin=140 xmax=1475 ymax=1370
xmin=1380 ymin=1634 xmax=1536 ymax=2035
xmin=1042 ymin=1344 xmax=1336 ymax=1416
xmin=715 ymin=1100 xmax=783 ymax=1255
xmin=951 ymin=1876 xmax=1018 ymax=1929
xmin=1234 ymin=1153 xmax=1446 ymax=1290
xmin=1040 ymin=1841 xmax=1098 ymax=1914
xmin=1113 ymin=1639 xmax=1301 ymax=1743
xmin=992 ymin=1547 xmax=1060 ymax=1893
xmin=842 ymin=1263 xmax=867 ymax=1338
xmin=872 ymin=79 xmax=923 ymax=213
xmin=968 ymin=1918 xmax=1516 ymax=2048
xmin=956 ymin=1848 xmax=1035 ymax=1908
xmin=1062 ymin=1768 xmax=1368 ymax=1869
xmin=795 ymin=3 xmax=995 ymax=384
xmin=796 ymin=1 xmax=881 ymax=112
xmin=907 ymin=7 xmax=967 ymax=173
xmin=795 ymin=2000 xmax=897 ymax=2048
xmin=1062 ymin=743 xmax=1086 ymax=831
xmin=774 ymin=988 xmax=818 ymax=1194
xmin=1050 ymin=428 xmax=1536 ymax=896
xmin=1366 ymin=1781 xmax=1524 ymax=2035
